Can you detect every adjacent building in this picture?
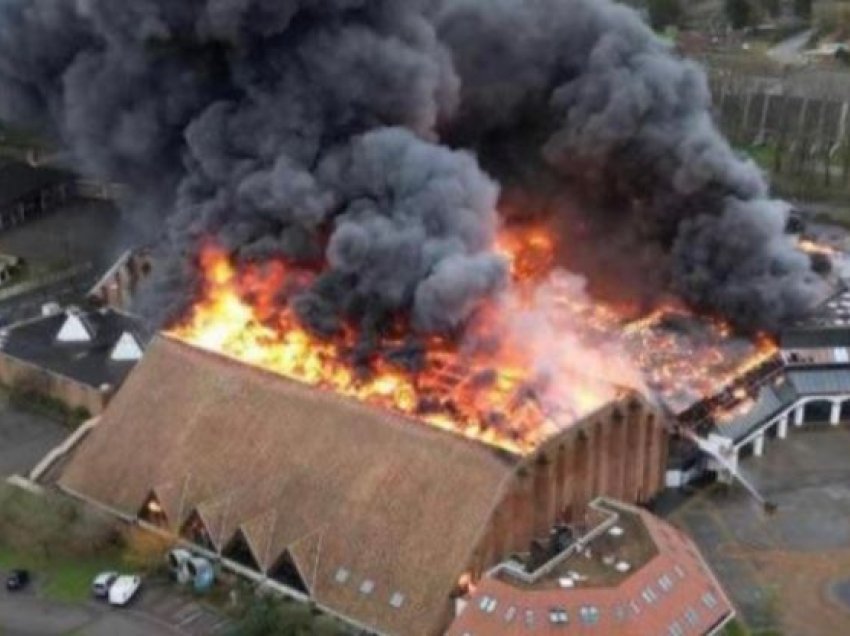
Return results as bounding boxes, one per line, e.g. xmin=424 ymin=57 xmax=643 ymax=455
xmin=447 ymin=498 xmax=735 ymax=636
xmin=0 ymin=305 xmax=147 ymax=414
xmin=689 ymin=288 xmax=850 ymax=476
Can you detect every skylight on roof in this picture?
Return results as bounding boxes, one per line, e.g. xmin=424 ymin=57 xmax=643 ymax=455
xmin=389 ymin=592 xmax=405 ymax=608
xmin=613 ymin=605 xmax=627 ymax=622
xmin=579 ymin=605 xmax=599 ymax=625
xmin=702 ymin=591 xmax=718 ymax=609
xmin=334 ymin=568 xmax=350 ymax=584
xmin=642 ymin=586 xmax=658 ymax=604
xmin=504 ymin=606 xmax=517 ymax=622
xmin=359 ymin=579 xmax=374 ymax=595
xmin=548 ymin=608 xmax=568 ymax=624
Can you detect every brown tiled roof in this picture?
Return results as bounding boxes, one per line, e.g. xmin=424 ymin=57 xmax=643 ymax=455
xmin=60 ymin=336 xmax=522 ymax=635
xmin=446 ymin=500 xmax=735 ymax=636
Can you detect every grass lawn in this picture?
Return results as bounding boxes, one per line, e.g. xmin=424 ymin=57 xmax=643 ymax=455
xmin=0 ymin=543 xmax=125 ymax=603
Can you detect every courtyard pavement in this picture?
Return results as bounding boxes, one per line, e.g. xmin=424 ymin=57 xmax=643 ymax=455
xmin=669 ymin=425 xmax=850 ymax=635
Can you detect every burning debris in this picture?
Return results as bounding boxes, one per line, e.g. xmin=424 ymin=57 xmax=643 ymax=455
xmin=0 ymin=0 xmax=831 ymax=449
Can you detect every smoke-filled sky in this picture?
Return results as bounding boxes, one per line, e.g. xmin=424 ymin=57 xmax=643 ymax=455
xmin=0 ymin=0 xmax=828 ymax=339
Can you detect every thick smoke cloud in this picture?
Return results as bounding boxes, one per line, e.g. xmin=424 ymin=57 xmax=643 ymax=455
xmin=0 ymin=0 xmax=827 ymax=338
xmin=435 ymin=0 xmax=826 ymax=329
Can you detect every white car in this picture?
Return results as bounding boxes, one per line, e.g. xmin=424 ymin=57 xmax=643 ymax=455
xmin=107 ymin=574 xmax=141 ymax=606
xmin=91 ymin=571 xmax=118 ymax=598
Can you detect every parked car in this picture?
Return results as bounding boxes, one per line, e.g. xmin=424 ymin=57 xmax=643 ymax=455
xmin=91 ymin=571 xmax=118 ymax=599
xmin=5 ymin=569 xmax=30 ymax=591
xmin=108 ymin=574 xmax=141 ymax=606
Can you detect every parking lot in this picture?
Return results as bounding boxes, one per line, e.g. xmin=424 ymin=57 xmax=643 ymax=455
xmin=670 ymin=426 xmax=850 ymax=635
xmin=0 ymin=572 xmax=230 ymax=636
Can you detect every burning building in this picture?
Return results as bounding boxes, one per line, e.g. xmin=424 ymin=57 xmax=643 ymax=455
xmin=58 ymin=336 xmax=667 ymax=635
xmin=2 ymin=0 xmax=841 ymax=631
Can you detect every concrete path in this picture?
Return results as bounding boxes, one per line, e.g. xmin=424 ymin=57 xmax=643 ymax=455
xmin=767 ymin=28 xmax=814 ymax=66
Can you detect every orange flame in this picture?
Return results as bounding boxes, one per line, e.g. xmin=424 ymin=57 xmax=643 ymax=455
xmin=170 ymin=243 xmax=617 ymax=453
xmin=798 ymin=238 xmax=839 ymax=257
xmin=170 ymin=225 xmax=778 ymax=451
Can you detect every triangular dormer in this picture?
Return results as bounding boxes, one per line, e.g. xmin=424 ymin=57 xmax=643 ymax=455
xmin=111 ymin=331 xmax=143 ymax=361
xmin=56 ymin=311 xmax=93 ymax=343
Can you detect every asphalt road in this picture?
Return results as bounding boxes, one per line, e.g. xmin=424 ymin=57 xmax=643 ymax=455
xmin=0 ymin=580 xmax=231 ymax=636
xmin=0 ymin=589 xmax=183 ymax=636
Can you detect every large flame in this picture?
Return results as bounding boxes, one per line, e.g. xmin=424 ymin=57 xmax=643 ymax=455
xmin=170 ymin=224 xmax=778 ymax=452
xmin=169 ymin=242 xmax=617 ymax=453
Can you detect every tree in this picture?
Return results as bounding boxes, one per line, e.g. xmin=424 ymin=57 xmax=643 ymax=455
xmin=762 ymin=0 xmax=780 ymax=18
xmin=795 ymin=0 xmax=813 ymax=20
xmin=726 ymin=0 xmax=754 ymax=29
xmin=647 ymin=0 xmax=682 ymax=30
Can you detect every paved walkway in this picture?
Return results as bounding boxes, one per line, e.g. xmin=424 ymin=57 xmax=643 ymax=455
xmin=767 ymin=28 xmax=814 ymax=66
xmin=0 ymin=396 xmax=67 ymax=477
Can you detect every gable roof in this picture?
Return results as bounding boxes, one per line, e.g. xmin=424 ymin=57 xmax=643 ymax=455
xmin=59 ymin=335 xmax=523 ymax=635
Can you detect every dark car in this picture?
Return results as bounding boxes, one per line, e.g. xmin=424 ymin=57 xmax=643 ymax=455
xmin=6 ymin=569 xmax=30 ymax=591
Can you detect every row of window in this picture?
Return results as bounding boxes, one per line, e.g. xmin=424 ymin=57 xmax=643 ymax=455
xmin=333 ymin=567 xmax=405 ymax=609
xmin=476 ymin=595 xmax=600 ymax=627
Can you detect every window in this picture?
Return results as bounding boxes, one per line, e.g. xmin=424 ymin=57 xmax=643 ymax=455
xmin=548 ymin=607 xmax=569 ymax=624
xmin=685 ymin=607 xmax=699 ymax=626
xmin=334 ymin=568 xmax=350 ymax=584
xmin=579 ymin=605 xmax=600 ymax=625
xmin=642 ymin=586 xmax=658 ymax=604
xmin=668 ymin=621 xmax=685 ymax=636
xmin=613 ymin=605 xmax=627 ymax=622
xmin=504 ymin=606 xmax=517 ymax=622
xmin=524 ymin=609 xmax=535 ymax=627
xmin=674 ymin=564 xmax=686 ymax=579
xmin=359 ymin=579 xmax=374 ymax=595
xmin=702 ymin=591 xmax=718 ymax=609
xmin=389 ymin=592 xmax=405 ymax=608
xmin=478 ymin=596 xmax=497 ymax=613
xmin=658 ymin=574 xmax=674 ymax=592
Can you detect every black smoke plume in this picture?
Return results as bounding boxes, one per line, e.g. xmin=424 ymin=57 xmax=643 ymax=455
xmin=0 ymin=0 xmax=827 ymax=338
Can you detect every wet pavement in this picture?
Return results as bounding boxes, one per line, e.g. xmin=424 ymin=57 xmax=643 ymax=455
xmin=669 ymin=426 xmax=850 ymax=634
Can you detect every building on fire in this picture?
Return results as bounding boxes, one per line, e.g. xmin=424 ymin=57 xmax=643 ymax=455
xmin=680 ymin=288 xmax=850 ymax=479
xmin=52 ymin=336 xmax=669 ymax=636
xmin=446 ymin=498 xmax=735 ymax=636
